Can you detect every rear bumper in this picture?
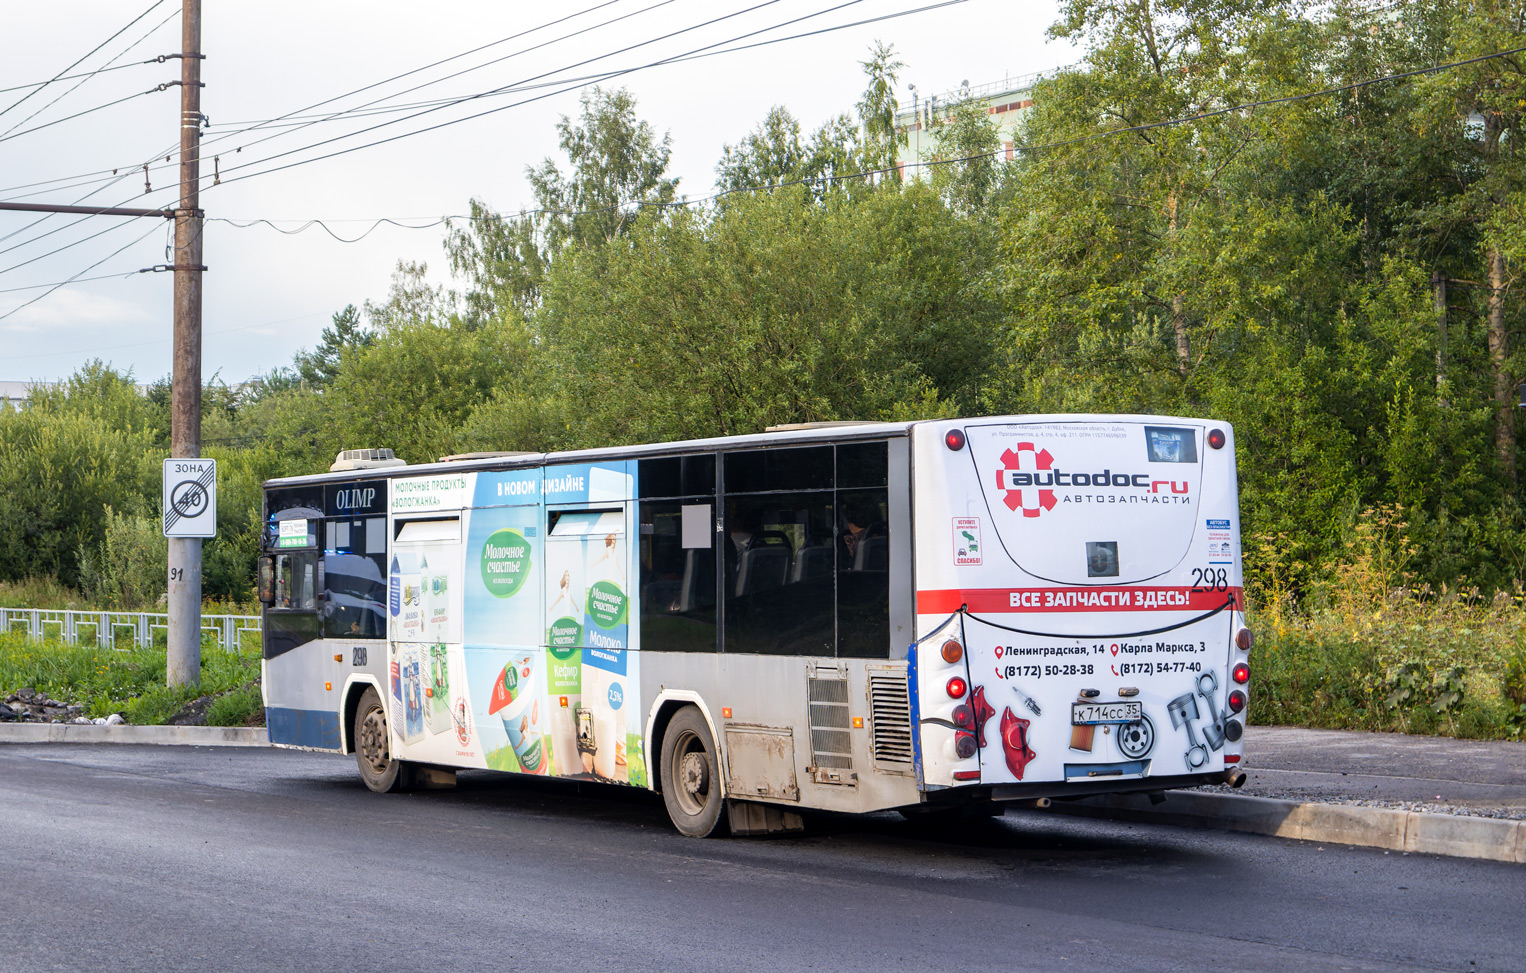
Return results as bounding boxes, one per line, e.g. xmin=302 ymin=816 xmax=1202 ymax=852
xmin=916 ymin=771 xmax=1230 ymax=806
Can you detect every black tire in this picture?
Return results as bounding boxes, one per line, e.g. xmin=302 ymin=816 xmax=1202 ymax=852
xmin=660 ymin=706 xmax=728 ymax=838
xmin=353 ymin=687 xmax=411 ymax=793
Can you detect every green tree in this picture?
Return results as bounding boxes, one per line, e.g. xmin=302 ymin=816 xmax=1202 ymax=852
xmin=445 ymin=86 xmax=678 ymax=320
xmin=928 ymin=93 xmax=1003 ymax=214
xmin=856 ymin=41 xmax=906 ymax=178
xmin=539 ymin=183 xmax=997 ymax=445
xmin=1411 ymin=0 xmax=1526 ymax=482
xmin=717 ymin=105 xmax=809 ymax=190
xmin=0 ymin=364 xmax=160 ymax=587
xmin=715 ymin=106 xmax=865 ymax=199
xmin=294 ymin=304 xmax=373 ymax=387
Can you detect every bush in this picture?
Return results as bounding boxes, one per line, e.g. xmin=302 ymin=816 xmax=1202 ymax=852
xmin=1250 ymin=590 xmax=1522 ymax=739
xmin=76 ymin=505 xmax=167 ymax=610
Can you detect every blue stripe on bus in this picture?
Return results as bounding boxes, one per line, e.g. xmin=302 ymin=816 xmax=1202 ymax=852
xmin=266 ymin=707 xmax=342 ymax=750
xmin=907 ymin=642 xmax=924 ymax=788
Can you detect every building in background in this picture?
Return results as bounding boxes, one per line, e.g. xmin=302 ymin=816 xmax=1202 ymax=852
xmin=894 ymin=66 xmax=1074 ymax=180
xmin=1 ymin=381 xmax=38 ymax=410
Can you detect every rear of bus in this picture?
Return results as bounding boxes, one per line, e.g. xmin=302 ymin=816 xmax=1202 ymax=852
xmin=909 ymin=415 xmax=1251 ymax=800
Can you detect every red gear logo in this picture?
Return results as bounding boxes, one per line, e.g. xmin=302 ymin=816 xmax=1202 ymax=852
xmin=997 ymin=442 xmax=1058 ymax=518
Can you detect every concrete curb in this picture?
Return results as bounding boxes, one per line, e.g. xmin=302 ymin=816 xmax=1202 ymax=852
xmin=1046 ymin=790 xmax=1526 ymax=864
xmin=0 ymin=723 xmax=268 ymax=747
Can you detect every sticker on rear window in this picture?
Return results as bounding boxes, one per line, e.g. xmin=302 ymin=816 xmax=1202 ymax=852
xmin=1086 ymin=541 xmax=1119 ymax=577
xmin=1144 ymin=426 xmax=1198 ymax=464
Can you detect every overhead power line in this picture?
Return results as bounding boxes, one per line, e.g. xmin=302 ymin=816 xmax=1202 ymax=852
xmin=0 ymin=0 xmax=170 ymax=123
xmin=0 ymin=269 xmax=147 ymax=294
xmin=0 ymin=220 xmax=162 ymax=322
xmin=0 ymin=81 xmax=179 ymax=146
xmin=212 ymin=0 xmax=906 ymax=187
xmin=0 ymin=57 xmax=165 ymax=97
xmin=1 ymin=6 xmax=180 ymax=142
xmin=196 ymin=0 xmax=677 ymax=161
xmin=204 ymin=40 xmax=1526 ymax=238
xmin=0 ymin=0 xmax=653 ymax=203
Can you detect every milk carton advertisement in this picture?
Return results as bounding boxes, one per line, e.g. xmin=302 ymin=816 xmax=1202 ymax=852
xmin=425 ymin=463 xmax=646 ymax=784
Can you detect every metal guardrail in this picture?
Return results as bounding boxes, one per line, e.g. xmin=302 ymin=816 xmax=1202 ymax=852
xmin=0 ymin=607 xmax=260 ymax=652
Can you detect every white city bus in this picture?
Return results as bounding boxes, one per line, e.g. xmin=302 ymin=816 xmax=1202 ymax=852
xmin=258 ymin=414 xmax=1252 ymax=836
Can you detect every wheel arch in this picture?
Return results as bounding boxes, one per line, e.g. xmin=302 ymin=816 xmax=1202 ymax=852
xmin=643 ymin=690 xmax=723 ymax=797
xmin=339 ymin=675 xmax=383 ymax=755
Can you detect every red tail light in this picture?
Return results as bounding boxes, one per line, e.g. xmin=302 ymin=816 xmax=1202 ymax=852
xmin=954 ymin=731 xmax=978 ymax=759
xmin=1208 ymin=428 xmax=1226 ymax=449
xmin=945 ymin=428 xmax=966 ymax=451
xmin=952 ymin=704 xmax=974 ymax=728
xmin=1232 ymin=663 xmax=1250 ymax=684
xmin=952 ymin=770 xmax=982 ymax=781
xmin=941 ymin=639 xmax=964 ymax=664
xmin=1227 ymin=690 xmax=1246 ymax=713
xmin=946 ymin=676 xmax=968 ymax=699
xmin=1236 ymin=627 xmax=1254 ymax=652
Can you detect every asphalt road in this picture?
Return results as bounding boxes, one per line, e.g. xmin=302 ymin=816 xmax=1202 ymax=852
xmin=1 ymin=745 xmax=1520 ymax=973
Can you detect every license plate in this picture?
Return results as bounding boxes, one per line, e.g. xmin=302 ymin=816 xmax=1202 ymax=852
xmin=1071 ymin=701 xmax=1142 ymax=725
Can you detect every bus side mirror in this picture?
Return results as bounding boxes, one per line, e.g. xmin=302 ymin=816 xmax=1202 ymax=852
xmin=257 ymin=556 xmax=275 ymax=606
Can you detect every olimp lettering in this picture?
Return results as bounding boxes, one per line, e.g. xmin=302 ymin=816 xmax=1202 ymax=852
xmin=1001 ymin=467 xmax=1189 ymax=493
xmin=335 ymin=487 xmax=377 ymax=510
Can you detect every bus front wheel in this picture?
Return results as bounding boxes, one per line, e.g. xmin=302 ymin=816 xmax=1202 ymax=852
xmin=661 ymin=706 xmax=728 ymax=837
xmin=353 ymin=687 xmax=411 ymax=793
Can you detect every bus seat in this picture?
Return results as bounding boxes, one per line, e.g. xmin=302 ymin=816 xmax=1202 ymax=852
xmin=736 ymin=531 xmax=792 ymax=595
xmin=854 ymin=535 xmax=888 ymax=572
xmin=793 ymin=545 xmax=833 ymax=581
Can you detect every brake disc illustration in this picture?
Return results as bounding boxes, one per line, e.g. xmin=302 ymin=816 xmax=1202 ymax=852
xmin=1116 ymin=713 xmax=1155 ymax=759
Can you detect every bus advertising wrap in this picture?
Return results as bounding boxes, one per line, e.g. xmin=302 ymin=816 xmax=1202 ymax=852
xmin=384 ymin=465 xmax=646 ymax=785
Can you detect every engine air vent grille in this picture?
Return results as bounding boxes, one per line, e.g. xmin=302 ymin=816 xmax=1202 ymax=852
xmin=868 ymin=667 xmax=914 ymax=770
xmin=807 ymin=668 xmax=855 ymax=778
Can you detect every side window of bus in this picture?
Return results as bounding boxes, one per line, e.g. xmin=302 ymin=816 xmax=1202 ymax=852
xmin=836 ymin=489 xmax=889 ymax=658
xmin=272 ymin=552 xmax=318 ymax=610
xmin=322 ymin=516 xmax=387 ymax=639
xmin=723 ymin=493 xmax=836 ymax=655
xmin=836 ymin=443 xmax=889 ymax=659
xmin=638 ymin=499 xmax=717 ymax=652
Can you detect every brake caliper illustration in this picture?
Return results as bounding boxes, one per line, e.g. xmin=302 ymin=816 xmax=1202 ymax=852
xmin=970 ymin=684 xmax=996 ymax=748
xmin=999 ymin=706 xmax=1037 ymax=779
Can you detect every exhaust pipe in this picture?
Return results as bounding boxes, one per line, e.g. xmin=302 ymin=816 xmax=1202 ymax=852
xmin=1222 ymin=767 xmax=1247 ymax=788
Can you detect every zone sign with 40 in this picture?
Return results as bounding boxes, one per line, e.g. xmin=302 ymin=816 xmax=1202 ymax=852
xmin=162 ymin=458 xmax=217 ymax=538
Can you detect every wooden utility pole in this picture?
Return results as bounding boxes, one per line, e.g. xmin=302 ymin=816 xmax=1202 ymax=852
xmin=166 ymin=0 xmax=204 ymax=687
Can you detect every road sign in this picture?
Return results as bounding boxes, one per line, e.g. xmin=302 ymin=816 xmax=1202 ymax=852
xmin=163 ymin=458 xmax=217 ymax=538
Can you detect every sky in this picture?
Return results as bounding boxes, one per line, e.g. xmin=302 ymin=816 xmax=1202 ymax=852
xmin=0 ymin=0 xmax=1080 ymax=385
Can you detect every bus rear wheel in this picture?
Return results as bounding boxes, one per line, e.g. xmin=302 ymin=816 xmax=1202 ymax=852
xmin=353 ymin=687 xmax=411 ymax=793
xmin=661 ymin=706 xmax=728 ymax=838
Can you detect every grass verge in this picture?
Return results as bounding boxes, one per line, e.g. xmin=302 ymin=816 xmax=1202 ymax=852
xmin=0 ymin=631 xmax=262 ymax=726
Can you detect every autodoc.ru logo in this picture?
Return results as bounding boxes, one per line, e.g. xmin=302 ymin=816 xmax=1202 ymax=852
xmin=996 ymin=443 xmax=1189 ymax=518
xmin=996 ymin=443 xmax=1057 ymax=518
